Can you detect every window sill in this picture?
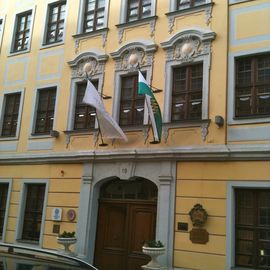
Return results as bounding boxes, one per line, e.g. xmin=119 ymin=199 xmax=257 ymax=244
xmin=16 ymin=239 xmax=39 ymax=244
xmin=15 ymin=239 xmax=40 ymax=248
xmin=0 ymin=136 xmax=18 ymax=141
xmin=64 ymin=129 xmax=97 ymax=135
xmin=165 ymin=2 xmax=214 ymax=33
xmin=29 ymin=133 xmax=53 ymax=139
xmin=40 ymin=41 xmax=64 ymax=50
xmin=116 ymin=16 xmax=157 ymax=29
xmin=229 ymin=0 xmax=252 ymax=5
xmin=228 ymin=115 xmax=270 ymax=125
xmin=115 ymin=16 xmax=158 ymax=43
xmin=164 ymin=119 xmax=210 ymax=127
xmin=73 ymin=28 xmax=109 ymax=39
xmin=231 ymin=267 xmax=256 ymax=270
xmin=8 ymin=48 xmax=31 ymax=57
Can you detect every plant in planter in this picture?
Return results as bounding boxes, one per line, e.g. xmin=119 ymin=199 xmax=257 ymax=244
xmin=144 ymin=240 xmax=164 ymax=248
xmin=58 ymin=231 xmax=76 ymax=238
xmin=142 ymin=240 xmax=166 ymax=269
xmin=57 ymin=231 xmax=77 ymax=254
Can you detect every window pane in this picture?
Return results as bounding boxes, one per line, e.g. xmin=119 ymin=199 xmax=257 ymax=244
xmin=237 ymin=58 xmax=252 ymax=85
xmin=0 ymin=19 xmax=3 ymax=34
xmin=22 ymin=184 xmax=45 ymax=242
xmin=35 ymin=87 xmax=56 ymax=134
xmin=178 ymin=0 xmax=206 ymax=9
xmin=87 ymin=0 xmax=96 ymax=11
xmin=13 ymin=11 xmax=32 ymax=52
xmin=100 ymin=178 xmax=157 ymax=201
xmin=74 ymin=81 xmax=97 ymax=130
xmin=120 ymin=74 xmax=144 ymax=126
xmin=142 ymin=5 xmax=151 ymax=18
xmin=97 ymin=0 xmax=105 ymax=8
xmin=194 ymin=0 xmax=206 ymax=6
xmin=172 ymin=64 xmax=203 ymax=121
xmin=1 ymin=93 xmax=21 ymax=137
xmin=83 ymin=0 xmax=105 ymax=32
xmin=235 ymin=54 xmax=270 ymax=118
xmin=235 ymin=189 xmax=270 ymax=269
xmin=46 ymin=1 xmax=66 ymax=44
xmin=127 ymin=0 xmax=151 ymax=21
xmin=257 ymin=56 xmax=270 ymax=82
xmin=0 ymin=184 xmax=9 ymax=239
xmin=178 ymin=0 xmax=191 ymax=9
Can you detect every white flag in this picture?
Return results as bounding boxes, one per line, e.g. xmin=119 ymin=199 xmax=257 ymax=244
xmin=83 ymin=80 xmax=128 ymax=141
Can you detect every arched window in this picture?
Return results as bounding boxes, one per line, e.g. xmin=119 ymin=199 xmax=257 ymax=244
xmin=100 ymin=178 xmax=157 ymax=201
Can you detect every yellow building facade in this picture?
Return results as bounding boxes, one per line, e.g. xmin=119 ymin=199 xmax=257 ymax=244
xmin=0 ymin=0 xmax=269 ymax=269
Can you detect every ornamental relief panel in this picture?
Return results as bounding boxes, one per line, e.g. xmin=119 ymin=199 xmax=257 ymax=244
xmin=174 ymin=35 xmax=202 ymax=62
xmin=120 ymin=48 xmax=146 ymax=71
xmin=68 ymin=52 xmax=108 ymax=79
xmin=71 ymin=57 xmax=99 ymax=78
xmin=165 ymin=35 xmax=212 ymax=64
xmin=161 ymin=28 xmax=216 ymax=63
xmin=112 ymin=46 xmax=155 ymax=72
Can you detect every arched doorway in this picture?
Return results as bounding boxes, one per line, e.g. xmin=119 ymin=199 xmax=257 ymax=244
xmin=94 ymin=177 xmax=157 ymax=270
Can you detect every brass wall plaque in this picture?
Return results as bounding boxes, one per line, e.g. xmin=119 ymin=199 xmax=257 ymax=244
xmin=189 ymin=228 xmax=209 ymax=244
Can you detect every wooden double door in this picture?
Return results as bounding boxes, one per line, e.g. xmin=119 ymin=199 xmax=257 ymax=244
xmin=94 ymin=200 xmax=157 ymax=270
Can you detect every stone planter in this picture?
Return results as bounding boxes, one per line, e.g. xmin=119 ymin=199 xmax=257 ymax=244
xmin=57 ymin=237 xmax=77 ymax=255
xmin=142 ymin=246 xmax=166 ymax=270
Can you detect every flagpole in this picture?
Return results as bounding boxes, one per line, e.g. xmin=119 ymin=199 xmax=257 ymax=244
xmin=95 ymin=114 xmax=108 ymax=147
xmin=83 ymin=63 xmax=108 ymax=147
xmin=147 ymin=103 xmax=160 ymax=144
xmin=129 ymin=54 xmax=160 ymax=144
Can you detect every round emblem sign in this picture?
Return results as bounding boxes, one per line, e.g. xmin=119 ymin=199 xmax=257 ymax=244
xmin=67 ymin=209 xmax=76 ymax=221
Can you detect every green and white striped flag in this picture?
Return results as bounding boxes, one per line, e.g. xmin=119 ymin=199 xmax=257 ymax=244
xmin=138 ymin=71 xmax=162 ymax=142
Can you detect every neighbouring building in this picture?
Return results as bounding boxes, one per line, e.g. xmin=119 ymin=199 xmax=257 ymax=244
xmin=0 ymin=0 xmax=270 ymax=270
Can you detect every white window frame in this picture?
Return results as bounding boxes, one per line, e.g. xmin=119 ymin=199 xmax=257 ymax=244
xmin=228 ymin=47 xmax=270 ymax=125
xmin=229 ymin=0 xmax=252 ymax=4
xmin=77 ymin=0 xmax=110 ymax=34
xmin=227 ymin=181 xmax=270 ymax=270
xmin=29 ymin=84 xmax=59 ymax=138
xmin=0 ymin=179 xmax=12 ymax=242
xmin=67 ymin=51 xmax=108 ymax=131
xmin=68 ymin=77 xmax=101 ymax=131
xmin=110 ymin=40 xmax=157 ymax=131
xmin=0 ymin=15 xmax=6 ymax=53
xmin=0 ymin=89 xmax=25 ymax=141
xmin=169 ymin=0 xmax=212 ymax=12
xmin=9 ymin=7 xmax=36 ymax=56
xmin=41 ymin=0 xmax=69 ymax=49
xmin=15 ymin=179 xmax=48 ymax=247
xmin=119 ymin=0 xmax=157 ymax=24
xmin=161 ymin=27 xmax=215 ymax=123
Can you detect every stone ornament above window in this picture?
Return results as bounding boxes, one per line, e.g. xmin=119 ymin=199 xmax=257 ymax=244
xmin=174 ymin=35 xmax=201 ymax=62
xmin=161 ymin=28 xmax=216 ymax=64
xmin=68 ymin=51 xmax=108 ymax=79
xmin=118 ymin=48 xmax=146 ymax=71
xmin=110 ymin=40 xmax=157 ymax=72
